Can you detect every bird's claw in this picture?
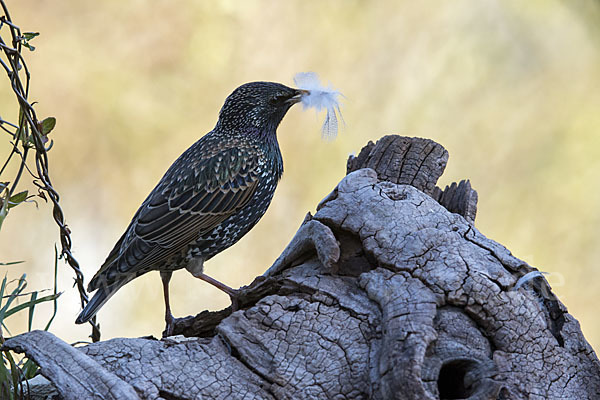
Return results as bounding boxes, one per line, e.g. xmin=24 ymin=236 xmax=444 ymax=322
xmin=228 ymin=289 xmax=242 ymax=312
xmin=163 ymin=312 xmax=175 ymax=338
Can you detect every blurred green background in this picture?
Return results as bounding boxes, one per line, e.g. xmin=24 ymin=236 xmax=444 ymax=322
xmin=1 ymin=0 xmax=599 ymax=350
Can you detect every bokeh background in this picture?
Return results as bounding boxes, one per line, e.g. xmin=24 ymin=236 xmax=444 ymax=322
xmin=1 ymin=0 xmax=600 ymax=350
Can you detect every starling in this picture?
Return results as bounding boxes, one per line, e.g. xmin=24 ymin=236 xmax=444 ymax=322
xmin=76 ymin=82 xmax=308 ymax=335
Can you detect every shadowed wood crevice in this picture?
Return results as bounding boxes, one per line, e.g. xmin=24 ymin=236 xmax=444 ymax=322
xmin=433 ymin=180 xmax=478 ymax=224
xmin=170 ymin=275 xmax=320 ymax=338
xmin=3 ymin=135 xmax=599 ymax=400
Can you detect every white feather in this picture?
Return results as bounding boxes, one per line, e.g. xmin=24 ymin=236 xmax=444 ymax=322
xmin=513 ymin=271 xmax=548 ymax=290
xmin=293 ymin=72 xmax=343 ymax=141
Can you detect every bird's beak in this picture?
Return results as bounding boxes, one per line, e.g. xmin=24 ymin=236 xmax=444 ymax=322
xmin=286 ymin=89 xmax=310 ymax=104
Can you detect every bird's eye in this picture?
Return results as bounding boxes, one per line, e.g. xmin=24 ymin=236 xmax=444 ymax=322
xmin=269 ymin=94 xmax=288 ymax=105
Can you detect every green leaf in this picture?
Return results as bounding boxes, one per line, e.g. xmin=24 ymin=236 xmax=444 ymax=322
xmin=22 ymin=32 xmax=39 ymax=41
xmin=0 ymin=275 xmax=7 ymax=306
xmin=6 ymin=350 xmax=20 ymax=399
xmin=0 ymin=190 xmax=8 ymax=231
xmin=0 ymin=353 xmax=12 ymax=400
xmin=39 ymin=117 xmax=56 ymax=135
xmin=21 ymin=32 xmax=39 ymax=52
xmin=7 ymin=191 xmax=27 ymax=209
xmin=0 ymin=274 xmax=27 ymax=323
xmin=4 ymin=292 xmax=61 ymax=319
xmin=21 ymin=357 xmax=39 ymax=380
xmin=27 ymin=291 xmax=37 ymax=331
xmin=43 ymin=246 xmax=59 ymax=331
xmin=0 ymin=261 xmax=24 ymax=266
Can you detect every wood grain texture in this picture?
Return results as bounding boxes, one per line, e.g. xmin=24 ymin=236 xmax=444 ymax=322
xmin=5 ymin=136 xmax=599 ymax=400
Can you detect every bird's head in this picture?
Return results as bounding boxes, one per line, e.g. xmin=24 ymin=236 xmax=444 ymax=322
xmin=216 ymin=81 xmax=308 ymax=135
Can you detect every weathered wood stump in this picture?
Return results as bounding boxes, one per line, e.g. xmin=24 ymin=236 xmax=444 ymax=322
xmin=5 ymin=135 xmax=600 ymax=399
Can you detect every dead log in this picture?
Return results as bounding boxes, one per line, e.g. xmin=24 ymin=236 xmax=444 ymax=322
xmin=5 ymin=135 xmax=600 ymax=400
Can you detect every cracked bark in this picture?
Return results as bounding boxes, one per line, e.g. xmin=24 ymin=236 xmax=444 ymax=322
xmin=4 ymin=135 xmax=599 ymax=400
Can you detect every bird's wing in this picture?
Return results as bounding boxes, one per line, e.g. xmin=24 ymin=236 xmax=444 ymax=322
xmin=89 ymin=144 xmax=261 ymax=289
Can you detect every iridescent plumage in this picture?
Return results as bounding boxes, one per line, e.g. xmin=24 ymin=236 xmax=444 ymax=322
xmin=76 ymin=82 xmax=305 ymax=334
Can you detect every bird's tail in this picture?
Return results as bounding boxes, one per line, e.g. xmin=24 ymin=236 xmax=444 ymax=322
xmin=75 ymin=283 xmax=122 ymax=324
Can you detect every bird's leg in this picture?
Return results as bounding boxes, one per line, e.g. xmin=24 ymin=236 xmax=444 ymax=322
xmin=161 ymin=271 xmax=175 ymax=337
xmin=186 ymin=258 xmax=241 ymax=310
xmin=196 ymin=273 xmax=241 ymax=311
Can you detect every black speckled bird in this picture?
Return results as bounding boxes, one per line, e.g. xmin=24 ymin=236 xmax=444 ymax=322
xmin=76 ymin=82 xmax=308 ymax=335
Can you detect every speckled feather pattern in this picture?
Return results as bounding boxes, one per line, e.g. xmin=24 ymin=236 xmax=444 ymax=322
xmin=86 ymin=82 xmax=295 ymax=296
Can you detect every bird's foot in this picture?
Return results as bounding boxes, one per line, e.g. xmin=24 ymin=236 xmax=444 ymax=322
xmin=162 ymin=312 xmax=175 ymax=338
xmin=195 ymin=273 xmax=243 ymax=311
xmin=228 ymin=289 xmax=242 ymax=312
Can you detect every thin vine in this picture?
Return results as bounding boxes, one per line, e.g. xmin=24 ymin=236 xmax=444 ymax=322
xmin=0 ymin=0 xmax=100 ymax=342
